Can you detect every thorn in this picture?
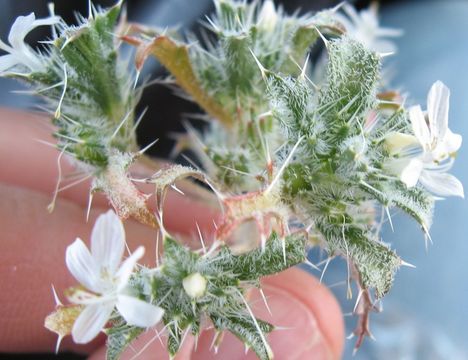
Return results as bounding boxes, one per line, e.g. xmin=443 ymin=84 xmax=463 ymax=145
xmin=155 ymin=231 xmax=160 ymax=267
xmin=204 ymin=15 xmax=221 ymax=33
xmin=86 ymin=191 xmax=94 ymax=222
xmin=282 ymin=236 xmax=287 ymax=265
xmin=303 ymin=259 xmax=320 ymax=271
xmin=319 ymin=256 xmax=332 ymax=283
xmin=170 ymin=184 xmax=185 ymax=196
xmin=195 ymin=222 xmax=207 ymax=254
xmin=331 ymin=1 xmax=346 ymax=12
xmin=131 ymin=107 xmax=148 ymax=133
xmin=111 ymin=110 xmax=133 ymax=140
xmin=259 ymin=288 xmax=272 ymax=316
xmin=265 ymin=136 xmax=303 ymax=194
xmin=194 ymin=334 xmax=199 ymax=352
xmin=133 ymin=70 xmax=141 ymax=90
xmin=54 ymin=64 xmax=68 ymax=119
xmin=400 ymin=260 xmax=416 ymax=268
xmin=47 ymin=146 xmax=68 ymax=213
xmin=385 ymin=206 xmax=394 ymax=232
xmin=138 ymin=139 xmax=159 ymax=155
xmin=260 ymin=233 xmax=267 ymax=252
xmin=422 ymin=223 xmax=432 ymax=251
xmin=379 ymin=51 xmax=395 ymax=58
xmin=51 ymin=284 xmax=63 ymax=306
xmin=353 ymin=289 xmax=364 ymax=313
xmin=57 ymin=174 xmax=92 ymax=193
xmin=88 ymin=0 xmax=93 ymax=19
xmin=299 ymin=52 xmax=310 ymax=80
xmin=249 ymin=48 xmax=267 ymax=80
xmin=35 ymin=138 xmax=57 ymax=149
xmin=236 ymin=289 xmax=273 ymax=360
xmin=55 ymin=335 xmax=63 ymax=354
xmin=346 ymin=332 xmax=355 ymax=340
xmin=313 ymin=26 xmax=328 ymax=48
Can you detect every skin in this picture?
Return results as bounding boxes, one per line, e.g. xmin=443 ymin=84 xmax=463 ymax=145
xmin=0 ymin=108 xmax=345 ymax=359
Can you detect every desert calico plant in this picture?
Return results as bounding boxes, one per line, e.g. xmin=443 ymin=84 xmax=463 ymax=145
xmin=0 ymin=0 xmax=463 ymax=359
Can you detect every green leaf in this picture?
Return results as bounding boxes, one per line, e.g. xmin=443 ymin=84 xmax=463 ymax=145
xmin=219 ymin=232 xmax=307 ymax=280
xmin=316 ymin=217 xmax=401 ymax=298
xmin=320 ymin=37 xmax=380 ymax=121
xmin=223 ymin=34 xmax=257 ymax=94
xmin=266 ymin=73 xmax=314 ymax=139
xmin=210 ymin=314 xmax=274 ymax=360
xmin=57 ymin=4 xmax=126 ymax=121
xmin=360 ymin=180 xmax=434 ymax=231
xmin=106 ymin=323 xmax=143 ymax=360
xmin=166 ymin=322 xmax=183 ymax=357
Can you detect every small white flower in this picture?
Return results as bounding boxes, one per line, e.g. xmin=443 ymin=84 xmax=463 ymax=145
xmin=66 ymin=210 xmax=164 ymax=344
xmin=182 ymin=272 xmax=207 ymax=299
xmin=389 ymin=81 xmax=463 ymax=198
xmin=0 ymin=13 xmax=60 ymax=74
xmin=409 ymin=81 xmax=462 ymax=162
xmin=334 ymin=3 xmax=402 ymax=54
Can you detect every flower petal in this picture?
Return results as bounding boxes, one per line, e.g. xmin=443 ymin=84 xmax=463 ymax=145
xmin=0 ymin=54 xmax=18 ymax=73
xmin=444 ymin=129 xmax=462 ymax=154
xmin=116 ymin=295 xmax=164 ymax=328
xmin=66 ymin=238 xmax=103 ymax=293
xmin=71 ymin=302 xmax=114 ymax=344
xmin=420 ymin=171 xmax=464 ymax=198
xmin=115 ymin=246 xmax=145 ymax=292
xmin=8 ymin=13 xmax=36 ymax=48
xmin=385 ymin=132 xmax=419 ymax=154
xmin=91 ymin=210 xmax=125 ymax=275
xmin=427 ymin=80 xmax=450 ymax=141
xmin=409 ymin=105 xmax=431 ymax=149
xmin=400 ymin=158 xmax=424 ymax=188
xmin=32 ymin=16 xmax=61 ymax=28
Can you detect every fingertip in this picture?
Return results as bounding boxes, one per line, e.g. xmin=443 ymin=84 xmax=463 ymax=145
xmin=192 ymin=267 xmax=344 ymax=360
xmin=263 ymin=267 xmax=345 ymax=359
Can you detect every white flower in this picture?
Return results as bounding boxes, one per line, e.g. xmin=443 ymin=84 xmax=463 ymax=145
xmin=409 ymin=81 xmax=462 ymax=162
xmin=65 ymin=210 xmax=164 ymax=344
xmin=0 ymin=13 xmax=60 ymax=74
xmin=389 ymin=81 xmax=463 ymax=198
xmin=334 ymin=3 xmax=402 ymax=54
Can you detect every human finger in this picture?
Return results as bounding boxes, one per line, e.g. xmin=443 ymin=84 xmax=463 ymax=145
xmin=0 ymin=108 xmax=218 ymax=236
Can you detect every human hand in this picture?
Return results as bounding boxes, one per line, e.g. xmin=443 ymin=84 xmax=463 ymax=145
xmin=0 ymin=108 xmax=344 ymax=359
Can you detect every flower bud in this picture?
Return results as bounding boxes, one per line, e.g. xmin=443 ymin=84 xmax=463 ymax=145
xmin=183 ymin=272 xmax=207 ymax=299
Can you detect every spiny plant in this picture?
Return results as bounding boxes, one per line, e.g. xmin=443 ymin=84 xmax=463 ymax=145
xmin=0 ymin=1 xmax=463 ymax=359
